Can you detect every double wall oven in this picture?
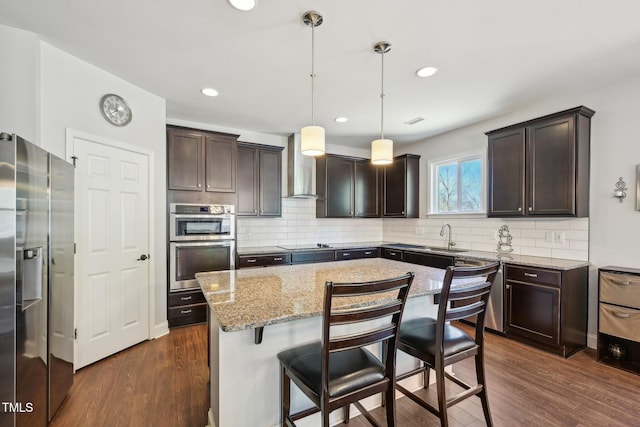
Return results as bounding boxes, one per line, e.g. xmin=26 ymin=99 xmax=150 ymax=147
xmin=169 ymin=203 xmax=235 ymax=292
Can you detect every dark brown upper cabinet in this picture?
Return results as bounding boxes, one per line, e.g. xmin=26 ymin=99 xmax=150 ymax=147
xmin=316 ymin=154 xmax=380 ymax=218
xmin=382 ymin=154 xmax=420 ymax=218
xmin=167 ymin=126 xmax=237 ymax=194
xmin=486 ymin=106 xmax=594 ymax=218
xmin=237 ymin=143 xmax=283 ymax=217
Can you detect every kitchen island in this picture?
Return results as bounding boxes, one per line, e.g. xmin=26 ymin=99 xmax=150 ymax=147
xmin=197 ymin=258 xmax=460 ymax=427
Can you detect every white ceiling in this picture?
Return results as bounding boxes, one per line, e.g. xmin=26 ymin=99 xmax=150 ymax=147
xmin=2 ymin=0 xmax=640 ymax=148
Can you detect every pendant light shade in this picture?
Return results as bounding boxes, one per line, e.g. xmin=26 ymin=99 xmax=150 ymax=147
xmin=371 ymin=139 xmax=393 ymax=165
xmin=371 ymin=41 xmax=393 ymax=165
xmin=301 ymin=125 xmax=325 ymax=156
xmin=301 ymin=11 xmax=325 ymax=157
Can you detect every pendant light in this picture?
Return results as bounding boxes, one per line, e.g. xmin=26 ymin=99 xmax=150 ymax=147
xmin=371 ymin=41 xmax=393 ymax=165
xmin=301 ymin=11 xmax=325 ymax=156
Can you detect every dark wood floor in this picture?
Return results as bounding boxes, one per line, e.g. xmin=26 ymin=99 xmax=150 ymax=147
xmin=50 ymin=323 xmax=640 ymax=427
xmin=49 ymin=324 xmax=209 ymax=427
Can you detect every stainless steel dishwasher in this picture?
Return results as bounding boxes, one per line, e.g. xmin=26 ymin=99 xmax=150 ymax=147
xmin=453 ymin=257 xmax=504 ymax=333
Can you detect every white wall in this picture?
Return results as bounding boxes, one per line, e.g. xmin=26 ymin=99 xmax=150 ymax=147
xmin=0 ymin=25 xmax=39 ymax=142
xmin=399 ymin=74 xmax=640 ymax=343
xmin=38 ymin=42 xmax=168 ymax=334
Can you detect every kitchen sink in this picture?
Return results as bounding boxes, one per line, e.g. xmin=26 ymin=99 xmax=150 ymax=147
xmin=426 ymin=246 xmax=469 ymax=253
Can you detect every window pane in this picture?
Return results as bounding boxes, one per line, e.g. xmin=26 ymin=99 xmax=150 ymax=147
xmin=437 ymin=163 xmax=458 ymax=212
xmin=460 ymin=159 xmax=482 ymax=212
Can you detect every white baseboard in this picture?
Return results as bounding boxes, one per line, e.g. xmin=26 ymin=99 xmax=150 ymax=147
xmin=207 ymin=408 xmax=215 ymax=427
xmin=152 ymin=321 xmax=169 ymax=339
xmin=587 ymin=333 xmax=597 ymax=349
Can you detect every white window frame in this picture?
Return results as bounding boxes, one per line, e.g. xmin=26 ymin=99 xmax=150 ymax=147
xmin=428 ymin=149 xmax=487 ymax=216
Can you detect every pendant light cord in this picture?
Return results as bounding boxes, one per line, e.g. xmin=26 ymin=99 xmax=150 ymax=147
xmin=310 ymin=20 xmax=316 ymax=126
xmin=380 ymin=49 xmax=385 ymax=139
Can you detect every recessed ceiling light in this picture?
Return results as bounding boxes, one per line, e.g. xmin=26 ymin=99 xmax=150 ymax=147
xmin=201 ymin=88 xmax=219 ymax=97
xmin=228 ymin=0 xmax=256 ymax=11
xmin=416 ymin=66 xmax=438 ymax=78
xmin=335 ymin=117 xmax=348 ymax=123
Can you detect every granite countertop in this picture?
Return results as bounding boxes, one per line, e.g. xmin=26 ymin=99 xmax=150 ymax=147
xmin=379 ymin=244 xmax=589 ymax=270
xmin=197 ymin=258 xmax=468 ymax=332
xmin=237 ymin=241 xmax=588 ymax=270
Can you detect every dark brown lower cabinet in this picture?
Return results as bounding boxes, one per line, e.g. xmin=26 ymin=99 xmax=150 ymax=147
xmin=505 ymin=264 xmax=587 ymax=357
xmin=402 ymin=251 xmax=454 ymax=269
xmin=168 ymin=289 xmax=207 ymax=327
xmin=237 ymin=252 xmax=291 ymax=268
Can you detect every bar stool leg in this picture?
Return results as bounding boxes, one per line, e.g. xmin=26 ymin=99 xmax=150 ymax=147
xmin=281 ymin=365 xmax=291 ymax=427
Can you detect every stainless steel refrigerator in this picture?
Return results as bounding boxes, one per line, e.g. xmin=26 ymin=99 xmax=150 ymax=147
xmin=0 ymin=133 xmax=74 ymax=426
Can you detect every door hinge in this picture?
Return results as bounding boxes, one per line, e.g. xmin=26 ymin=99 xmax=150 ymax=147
xmin=74 ymin=328 xmax=78 ymax=340
xmin=74 ymin=243 xmax=77 ymax=254
xmin=71 ymin=156 xmax=78 ymax=168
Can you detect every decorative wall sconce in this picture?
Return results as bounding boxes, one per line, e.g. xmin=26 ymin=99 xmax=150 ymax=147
xmin=614 ymin=177 xmax=627 ymax=203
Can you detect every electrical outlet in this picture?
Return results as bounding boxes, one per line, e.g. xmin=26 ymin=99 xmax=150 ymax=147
xmin=553 ymin=231 xmax=565 ymax=243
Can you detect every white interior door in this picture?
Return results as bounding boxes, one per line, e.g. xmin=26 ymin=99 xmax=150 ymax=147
xmin=69 ymin=132 xmax=150 ymax=369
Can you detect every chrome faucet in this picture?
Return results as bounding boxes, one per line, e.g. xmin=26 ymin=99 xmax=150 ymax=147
xmin=440 ymin=223 xmax=455 ymax=250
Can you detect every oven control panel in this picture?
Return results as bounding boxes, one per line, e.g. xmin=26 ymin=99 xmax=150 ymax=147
xmin=171 ymin=203 xmax=234 ymax=215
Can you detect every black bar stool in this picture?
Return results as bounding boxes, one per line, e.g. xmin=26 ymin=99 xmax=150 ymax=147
xmin=395 ymin=262 xmax=500 ymax=427
xmin=277 ymin=272 xmax=415 ymax=427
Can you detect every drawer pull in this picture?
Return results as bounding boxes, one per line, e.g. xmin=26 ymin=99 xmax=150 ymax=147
xmin=524 ymin=273 xmax=538 ymax=278
xmin=273 ymin=257 xmax=283 ymax=261
xmin=181 ymin=309 xmax=192 ymax=315
xmin=247 ymin=259 xmax=257 ymax=263
xmin=618 ymin=281 xmax=634 ymax=286
xmin=364 ymin=251 xmax=372 ymax=255
xmin=343 ymin=252 xmax=350 ymax=256
xmin=613 ymin=311 xmax=630 ymax=318
xmin=389 ymin=252 xmax=397 ymax=256
xmin=180 ymin=296 xmax=193 ymax=301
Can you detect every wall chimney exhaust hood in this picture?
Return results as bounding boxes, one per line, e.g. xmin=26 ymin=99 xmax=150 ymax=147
xmin=287 ymin=133 xmax=318 ymax=198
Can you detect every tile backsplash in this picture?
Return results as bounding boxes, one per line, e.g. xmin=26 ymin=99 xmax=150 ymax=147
xmin=237 ymin=198 xmax=383 ymax=248
xmin=237 ymin=198 xmax=588 ymax=261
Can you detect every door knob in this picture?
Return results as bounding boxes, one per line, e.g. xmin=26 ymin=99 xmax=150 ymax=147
xmin=137 ymin=254 xmax=149 ymax=261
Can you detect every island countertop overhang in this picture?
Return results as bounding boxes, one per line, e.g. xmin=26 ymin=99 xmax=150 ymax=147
xmin=196 ymin=258 xmax=452 ymax=332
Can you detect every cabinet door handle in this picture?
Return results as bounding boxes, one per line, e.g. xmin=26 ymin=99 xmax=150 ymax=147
xmin=197 ymin=184 xmax=201 ymax=188
xmin=613 ymin=311 xmax=630 ymax=318
xmin=180 ymin=296 xmax=193 ymax=301
xmin=524 ymin=273 xmax=538 ymax=278
xmin=181 ymin=309 xmax=192 ymax=315
xmin=506 ymin=284 xmax=511 ymax=289
xmin=273 ymin=257 xmax=282 ymax=261
xmin=518 ymin=207 xmax=522 ymax=212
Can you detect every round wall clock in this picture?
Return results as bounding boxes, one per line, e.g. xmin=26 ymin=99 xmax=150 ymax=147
xmin=99 ymin=94 xmax=132 ymax=126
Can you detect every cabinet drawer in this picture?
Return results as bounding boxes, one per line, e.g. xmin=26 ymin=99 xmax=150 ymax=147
xmin=334 ymin=248 xmax=378 ymax=260
xmin=505 ymin=265 xmax=560 ymax=287
xmin=291 ymin=250 xmax=335 ymax=264
xmin=600 ymin=303 xmax=640 ymax=342
xmin=169 ymin=290 xmax=206 ymax=307
xmin=169 ymin=303 xmax=207 ymax=320
xmin=381 ymin=248 xmax=403 ymax=261
xmin=238 ymin=253 xmax=291 ymax=268
xmin=600 ymin=272 xmax=640 ymax=308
